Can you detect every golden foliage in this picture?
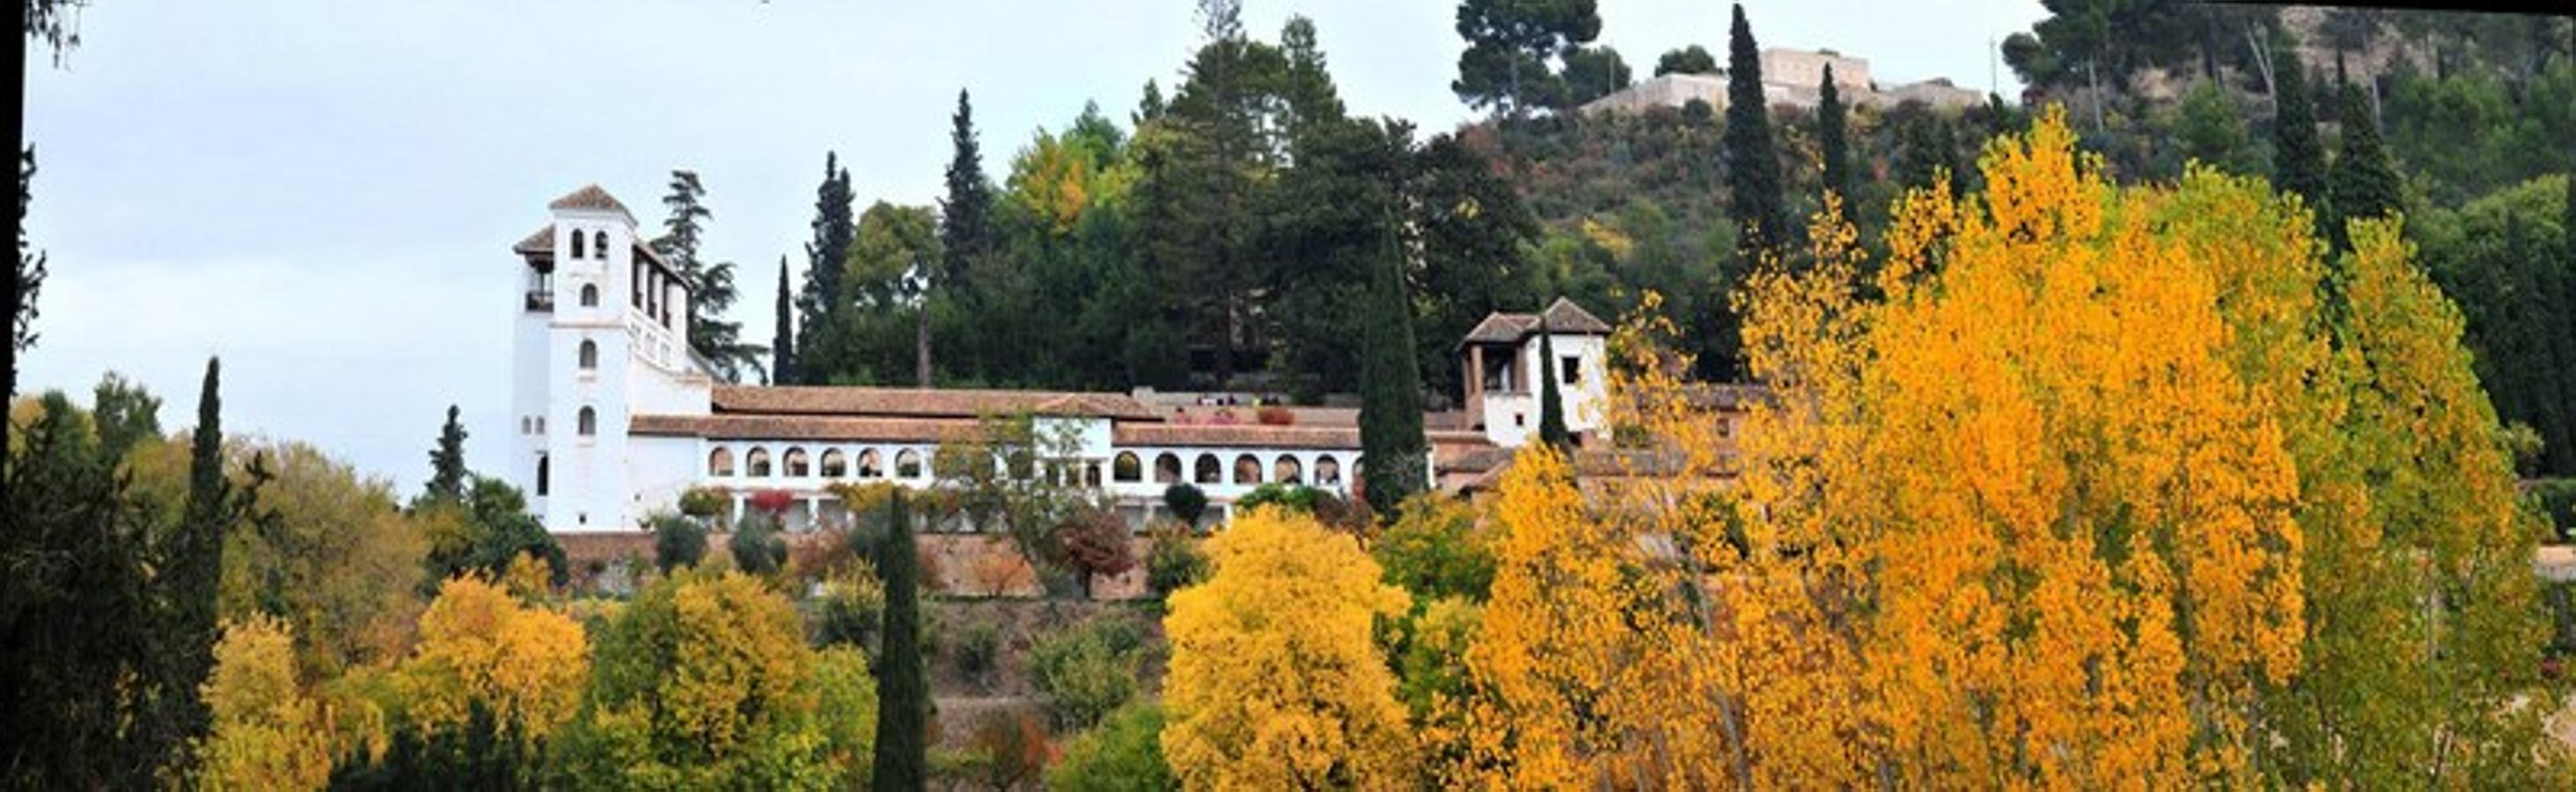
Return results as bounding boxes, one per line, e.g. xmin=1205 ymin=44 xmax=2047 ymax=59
xmin=1161 ymin=507 xmax=1414 ymax=790
xmin=393 ymin=575 xmax=589 ymax=739
xmin=195 ymin=615 xmax=334 ymax=792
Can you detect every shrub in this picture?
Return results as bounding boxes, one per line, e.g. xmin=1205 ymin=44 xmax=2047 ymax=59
xmin=1236 ymin=483 xmax=1314 ymax=514
xmin=729 ymin=510 xmax=789 ymax=576
xmin=1046 ymin=702 xmax=1176 ymax=792
xmin=814 ymin=563 xmax=886 ymax=654
xmin=677 ymin=486 xmax=728 ymax=517
xmin=1163 ymin=483 xmax=1208 ymax=527
xmin=1144 ymin=522 xmax=1209 ymax=597
xmin=962 ymin=710 xmax=1054 ymax=792
xmin=648 ymin=511 xmax=706 ymax=574
xmin=1371 ymin=495 xmax=1495 ymax=602
xmin=1055 ymin=506 xmax=1138 ymax=598
xmin=950 ymin=620 xmax=1003 ymax=693
xmin=1028 ymin=618 xmax=1144 ymax=730
xmin=747 ymin=488 xmax=795 ymax=516
xmin=2534 ymin=478 xmax=2576 ymax=543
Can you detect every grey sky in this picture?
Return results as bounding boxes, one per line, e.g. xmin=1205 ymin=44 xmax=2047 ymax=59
xmin=21 ymin=0 xmax=2044 ymax=495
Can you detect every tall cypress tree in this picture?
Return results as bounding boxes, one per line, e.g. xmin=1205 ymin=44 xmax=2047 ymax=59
xmin=1722 ymin=3 xmax=1788 ymax=256
xmin=2271 ymin=56 xmax=2330 ymax=238
xmin=938 ymin=90 xmax=992 ymax=292
xmin=870 ymin=490 xmax=928 ymax=791
xmin=422 ymin=405 xmax=467 ymax=507
xmin=771 ymin=256 xmax=796 ymax=385
xmin=2328 ymin=81 xmax=2402 ymax=251
xmin=1358 ymin=223 xmax=1428 ymax=515
xmin=1537 ymin=314 xmax=1571 ymax=451
xmin=1817 ymin=62 xmax=1853 ymax=224
xmin=796 ymin=154 xmax=855 ymax=383
xmin=165 ymin=356 xmax=232 ymax=756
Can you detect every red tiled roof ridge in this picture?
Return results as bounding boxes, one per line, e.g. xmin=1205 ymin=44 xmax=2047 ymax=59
xmin=709 ymin=385 xmax=1161 ymax=421
xmin=548 ymin=183 xmax=632 ymax=217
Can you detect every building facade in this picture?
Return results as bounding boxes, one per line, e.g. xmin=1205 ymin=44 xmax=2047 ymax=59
xmin=510 ymin=186 xmax=1611 ymax=534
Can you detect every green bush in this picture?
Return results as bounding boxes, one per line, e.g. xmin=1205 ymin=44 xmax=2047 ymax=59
xmin=814 ymin=563 xmax=885 ymax=653
xmin=1162 ymin=483 xmax=1207 ymax=527
xmin=1046 ymin=701 xmax=1175 ymax=792
xmin=648 ymin=511 xmax=707 ymax=574
xmin=729 ymin=511 xmax=789 ymax=576
xmin=1028 ymin=618 xmax=1144 ymax=730
xmin=950 ymin=620 xmax=1003 ymax=693
xmin=1143 ymin=522 xmax=1208 ymax=597
xmin=1372 ymin=495 xmax=1495 ymax=601
xmin=2534 ymin=479 xmax=2576 ymax=543
xmin=1235 ymin=482 xmax=1317 ymax=514
xmin=677 ymin=486 xmax=729 ymax=517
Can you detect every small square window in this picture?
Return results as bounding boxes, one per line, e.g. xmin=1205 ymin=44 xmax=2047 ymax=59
xmin=1514 ymin=413 xmax=1525 ymax=427
xmin=1562 ymin=355 xmax=1582 ymax=385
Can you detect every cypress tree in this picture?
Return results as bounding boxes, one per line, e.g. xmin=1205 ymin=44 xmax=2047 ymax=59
xmin=166 ymin=356 xmax=232 ymax=753
xmin=796 ymin=154 xmax=855 ymax=382
xmin=870 ymin=489 xmax=928 ymax=791
xmin=1817 ymin=63 xmax=1853 ymax=223
xmin=1358 ymin=223 xmax=1428 ymax=515
xmin=1537 ymin=314 xmax=1571 ymax=451
xmin=423 ymin=404 xmax=467 ymax=506
xmin=772 ymin=256 xmax=796 ymax=385
xmin=2328 ymin=81 xmax=2402 ymax=251
xmin=2271 ymin=56 xmax=2330 ymax=238
xmin=938 ymin=89 xmax=993 ymax=292
xmin=1722 ymin=3 xmax=1788 ymax=256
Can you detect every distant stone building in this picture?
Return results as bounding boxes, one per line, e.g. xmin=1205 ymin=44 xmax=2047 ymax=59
xmin=1582 ymin=45 xmax=1987 ymax=116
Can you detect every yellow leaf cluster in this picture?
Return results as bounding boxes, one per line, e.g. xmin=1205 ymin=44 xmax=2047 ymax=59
xmin=195 ymin=614 xmax=334 ymax=792
xmin=393 ymin=575 xmax=589 ymax=739
xmin=1161 ymin=507 xmax=1414 ymax=790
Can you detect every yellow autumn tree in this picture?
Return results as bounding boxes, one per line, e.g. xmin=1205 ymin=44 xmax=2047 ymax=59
xmin=1724 ymin=107 xmax=2307 ymax=786
xmin=1161 ymin=507 xmax=1413 ymax=790
xmin=194 ymin=614 xmax=334 ymax=792
xmin=392 ymin=575 xmax=590 ymax=739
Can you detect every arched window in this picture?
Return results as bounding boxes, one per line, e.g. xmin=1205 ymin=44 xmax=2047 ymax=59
xmin=895 ymin=449 xmax=923 ymax=479
xmin=1084 ymin=463 xmax=1102 ymax=488
xmin=592 ymin=231 xmax=609 ymax=259
xmin=577 ymin=407 xmax=597 ymax=436
xmin=570 ymin=229 xmax=586 ymax=258
xmin=536 ymin=454 xmax=549 ymax=496
xmin=858 ymin=449 xmax=884 ymax=478
xmin=746 ymin=447 xmax=774 ymax=477
xmin=519 ymin=416 xmax=531 ymax=434
xmin=783 ymin=447 xmax=811 ymax=477
xmin=1234 ymin=454 xmax=1263 ymax=485
xmin=820 ymin=449 xmax=848 ymax=478
xmin=578 ymin=339 xmax=598 ymax=370
xmin=1193 ymin=454 xmax=1222 ymax=485
xmin=1155 ymin=453 xmax=1183 ymax=484
xmin=1315 ymin=455 xmax=1342 ymax=487
xmin=579 ymin=283 xmax=599 ymax=307
xmin=708 ymin=447 xmax=736 ymax=477
xmin=1274 ymin=455 xmax=1303 ymax=485
xmin=1112 ymin=452 xmax=1142 ymax=482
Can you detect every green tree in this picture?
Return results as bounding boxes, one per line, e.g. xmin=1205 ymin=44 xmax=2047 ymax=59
xmin=1655 ymin=45 xmax=1718 ymax=76
xmin=421 ymin=404 xmax=467 ymax=507
xmin=1360 ymin=213 xmax=1430 ymax=516
xmin=1723 ymin=3 xmax=1788 ymax=255
xmin=939 ymin=90 xmax=994 ymax=293
xmin=729 ymin=511 xmax=788 ymax=576
xmin=1278 ymin=16 xmax=1348 ymax=143
xmin=88 ymin=371 xmax=162 ymax=462
xmin=1264 ymin=118 xmax=1406 ymax=399
xmin=655 ymin=170 xmax=765 ymax=384
xmin=166 ymin=357 xmax=239 ymax=755
xmin=771 ymin=256 xmax=796 ymax=385
xmin=1817 ymin=63 xmax=1853 ymax=221
xmin=1410 ymin=133 xmax=1539 ymax=403
xmin=2173 ymin=80 xmax=2257 ymax=176
xmin=2329 ymin=82 xmax=2404 ymax=249
xmin=1372 ymin=495 xmax=1495 ymax=602
xmin=15 ymin=148 xmax=46 ymax=400
xmin=795 ymin=154 xmax=856 ymax=383
xmin=1560 ymin=45 xmax=1631 ymax=106
xmin=2271 ymin=57 xmax=2331 ymax=235
xmin=1536 ymin=319 xmax=1570 ymax=451
xmin=1450 ymin=0 xmax=1603 ymax=116
xmin=1046 ymin=702 xmax=1176 ymax=792
xmin=648 ymin=512 xmax=707 ymax=575
xmin=870 ymin=491 xmax=929 ymax=791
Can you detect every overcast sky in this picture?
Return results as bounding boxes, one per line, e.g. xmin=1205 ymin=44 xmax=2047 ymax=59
xmin=21 ymin=0 xmax=2046 ymax=495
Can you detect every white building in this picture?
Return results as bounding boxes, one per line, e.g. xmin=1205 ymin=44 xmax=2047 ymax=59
xmin=510 ymin=186 xmax=1604 ymax=534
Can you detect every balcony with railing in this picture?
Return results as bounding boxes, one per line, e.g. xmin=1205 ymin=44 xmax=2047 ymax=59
xmin=525 ymin=290 xmax=554 ymax=312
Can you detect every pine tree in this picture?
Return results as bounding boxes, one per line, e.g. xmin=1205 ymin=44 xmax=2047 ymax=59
xmin=1723 ymin=3 xmax=1788 ymax=256
xmin=1817 ymin=63 xmax=1853 ymax=224
xmin=2271 ymin=56 xmax=2330 ymax=238
xmin=2328 ymin=82 xmax=2402 ymax=251
xmin=1359 ymin=223 xmax=1428 ymax=516
xmin=165 ymin=356 xmax=234 ymax=761
xmin=422 ymin=405 xmax=468 ymax=507
xmin=870 ymin=489 xmax=929 ymax=791
xmin=656 ymin=170 xmax=762 ymax=383
xmin=1537 ymin=316 xmax=1571 ymax=451
xmin=771 ymin=256 xmax=796 ymax=385
xmin=796 ymin=154 xmax=855 ymax=383
xmin=938 ymin=90 xmax=993 ymax=292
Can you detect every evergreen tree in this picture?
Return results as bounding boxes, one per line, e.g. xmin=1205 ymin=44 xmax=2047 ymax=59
xmin=2271 ymin=56 xmax=2331 ymax=237
xmin=656 ymin=170 xmax=764 ymax=383
xmin=165 ymin=357 xmax=238 ymax=766
xmin=1278 ymin=17 xmax=1348 ymax=143
xmin=772 ymin=256 xmax=796 ymax=385
xmin=2330 ymin=81 xmax=2404 ymax=250
xmin=1359 ymin=220 xmax=1428 ymax=515
xmin=422 ymin=405 xmax=467 ymax=507
xmin=796 ymin=154 xmax=855 ymax=383
xmin=1817 ymin=62 xmax=1853 ymax=222
xmin=939 ymin=90 xmax=994 ymax=292
xmin=1655 ymin=45 xmax=1718 ymax=77
xmin=1537 ymin=316 xmax=1571 ymax=451
xmin=1560 ymin=45 xmax=1632 ymax=107
xmin=1722 ymin=3 xmax=1788 ymax=255
xmin=870 ymin=490 xmax=929 ymax=791
xmin=90 ymin=372 xmax=161 ymax=460
xmin=1450 ymin=0 xmax=1603 ymax=116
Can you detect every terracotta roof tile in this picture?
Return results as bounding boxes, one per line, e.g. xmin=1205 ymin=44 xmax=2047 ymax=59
xmin=548 ymin=183 xmax=633 ymax=219
xmin=1458 ymin=297 xmax=1612 ymax=348
xmin=632 ymin=414 xmax=990 ymax=443
xmin=709 ymin=385 xmax=1162 ymax=421
xmin=1112 ymin=423 xmax=1361 ymax=450
xmin=513 ymin=224 xmax=554 ymax=255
